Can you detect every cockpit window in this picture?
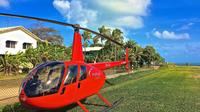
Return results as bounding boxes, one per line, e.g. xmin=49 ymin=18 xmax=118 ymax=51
xmin=24 ymin=62 xmax=65 ymax=97
xmin=64 ymin=65 xmax=78 ymax=85
xmin=80 ymin=65 xmax=87 ymax=81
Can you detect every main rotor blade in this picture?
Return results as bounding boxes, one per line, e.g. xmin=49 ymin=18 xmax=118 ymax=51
xmin=0 ymin=13 xmax=74 ymax=27
xmin=0 ymin=13 xmax=124 ymax=47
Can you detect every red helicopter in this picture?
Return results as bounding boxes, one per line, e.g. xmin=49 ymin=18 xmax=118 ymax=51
xmin=0 ymin=13 xmax=129 ymax=112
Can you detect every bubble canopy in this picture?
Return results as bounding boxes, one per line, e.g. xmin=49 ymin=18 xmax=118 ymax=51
xmin=23 ymin=61 xmax=65 ymax=97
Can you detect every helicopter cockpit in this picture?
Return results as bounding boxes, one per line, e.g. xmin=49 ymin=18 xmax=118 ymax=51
xmin=23 ymin=62 xmax=65 ymax=97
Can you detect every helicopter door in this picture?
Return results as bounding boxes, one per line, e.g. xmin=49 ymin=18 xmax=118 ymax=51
xmin=77 ymin=65 xmax=90 ymax=99
xmin=62 ymin=65 xmax=78 ymax=102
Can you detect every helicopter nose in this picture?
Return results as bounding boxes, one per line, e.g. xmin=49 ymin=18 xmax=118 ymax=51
xmin=19 ymin=90 xmax=27 ymax=102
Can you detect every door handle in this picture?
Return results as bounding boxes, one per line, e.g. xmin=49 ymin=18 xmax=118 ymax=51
xmin=60 ymin=87 xmax=65 ymax=95
xmin=78 ymin=83 xmax=81 ymax=88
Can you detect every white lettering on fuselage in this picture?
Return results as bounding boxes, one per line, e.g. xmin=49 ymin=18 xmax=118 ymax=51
xmin=92 ymin=72 xmax=101 ymax=78
xmin=105 ymin=63 xmax=111 ymax=67
xmin=121 ymin=62 xmax=126 ymax=64
xmin=89 ymin=67 xmax=100 ymax=78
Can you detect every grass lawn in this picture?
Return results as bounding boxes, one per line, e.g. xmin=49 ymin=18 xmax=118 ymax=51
xmin=1 ymin=66 xmax=200 ymax=112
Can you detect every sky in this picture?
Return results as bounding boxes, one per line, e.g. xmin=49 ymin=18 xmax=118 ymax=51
xmin=0 ymin=0 xmax=200 ymax=64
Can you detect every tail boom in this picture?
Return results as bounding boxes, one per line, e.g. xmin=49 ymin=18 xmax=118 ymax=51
xmin=89 ymin=48 xmax=129 ymax=71
xmin=89 ymin=61 xmax=127 ymax=70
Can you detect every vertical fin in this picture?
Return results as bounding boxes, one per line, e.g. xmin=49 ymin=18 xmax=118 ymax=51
xmin=125 ymin=48 xmax=129 ymax=71
xmin=71 ymin=30 xmax=84 ymax=62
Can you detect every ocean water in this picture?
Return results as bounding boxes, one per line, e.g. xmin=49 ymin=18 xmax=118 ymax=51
xmin=176 ymin=63 xmax=200 ymax=66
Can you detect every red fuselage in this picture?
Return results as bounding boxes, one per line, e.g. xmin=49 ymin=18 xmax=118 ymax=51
xmin=19 ymin=61 xmax=106 ymax=109
xmin=19 ymin=30 xmax=128 ymax=111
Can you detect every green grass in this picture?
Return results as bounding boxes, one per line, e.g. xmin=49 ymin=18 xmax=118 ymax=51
xmin=70 ymin=66 xmax=200 ymax=112
xmin=1 ymin=66 xmax=200 ymax=112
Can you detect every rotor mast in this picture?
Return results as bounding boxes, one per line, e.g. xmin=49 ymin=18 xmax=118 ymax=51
xmin=71 ymin=25 xmax=84 ymax=62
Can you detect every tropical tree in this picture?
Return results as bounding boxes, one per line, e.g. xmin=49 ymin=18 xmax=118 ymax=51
xmin=142 ymin=45 xmax=157 ymax=67
xmin=90 ymin=36 xmax=101 ymax=47
xmin=102 ymin=28 xmax=125 ymax=61
xmin=88 ymin=26 xmax=113 ymax=62
xmin=0 ymin=52 xmax=26 ymax=74
xmin=135 ymin=45 xmax=144 ymax=67
xmin=0 ymin=25 xmax=166 ymax=75
xmin=153 ymin=53 xmax=165 ymax=65
xmin=24 ymin=42 xmax=71 ymax=68
xmin=125 ymin=40 xmax=144 ymax=68
xmin=82 ymin=31 xmax=92 ymax=47
xmin=97 ymin=26 xmax=112 ymax=46
xmin=125 ymin=40 xmax=137 ymax=48
xmin=29 ymin=26 xmax=64 ymax=45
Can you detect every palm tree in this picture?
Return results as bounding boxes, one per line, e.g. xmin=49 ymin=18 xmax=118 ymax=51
xmin=90 ymin=36 xmax=101 ymax=47
xmin=125 ymin=40 xmax=143 ymax=68
xmin=142 ymin=45 xmax=156 ymax=67
xmin=98 ymin=26 xmax=112 ymax=46
xmin=134 ymin=45 xmax=144 ymax=68
xmin=82 ymin=31 xmax=92 ymax=47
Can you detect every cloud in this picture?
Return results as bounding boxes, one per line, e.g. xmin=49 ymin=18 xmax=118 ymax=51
xmin=155 ymin=42 xmax=200 ymax=57
xmin=153 ymin=30 xmax=190 ymax=40
xmin=53 ymin=0 xmax=151 ymax=29
xmin=177 ymin=22 xmax=194 ymax=31
xmin=0 ymin=0 xmax=10 ymax=8
xmin=94 ymin=0 xmax=150 ymax=16
xmin=53 ymin=0 xmax=97 ymax=27
xmin=115 ymin=16 xmax=143 ymax=29
xmin=185 ymin=43 xmax=200 ymax=56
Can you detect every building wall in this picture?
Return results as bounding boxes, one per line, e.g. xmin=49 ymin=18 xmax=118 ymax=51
xmin=0 ymin=30 xmax=37 ymax=55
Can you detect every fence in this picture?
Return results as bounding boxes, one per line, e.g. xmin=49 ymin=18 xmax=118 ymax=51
xmin=0 ymin=67 xmax=127 ymax=107
xmin=0 ymin=77 xmax=24 ymax=107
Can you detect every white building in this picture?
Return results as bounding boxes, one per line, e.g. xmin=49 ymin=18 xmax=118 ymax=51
xmin=82 ymin=47 xmax=103 ymax=52
xmin=0 ymin=26 xmax=40 ymax=55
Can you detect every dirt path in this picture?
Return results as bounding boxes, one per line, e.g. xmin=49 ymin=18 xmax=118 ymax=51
xmin=106 ymin=69 xmax=151 ymax=79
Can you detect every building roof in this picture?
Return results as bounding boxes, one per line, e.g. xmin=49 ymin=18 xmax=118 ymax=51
xmin=0 ymin=26 xmax=42 ymax=41
xmin=83 ymin=47 xmax=103 ymax=52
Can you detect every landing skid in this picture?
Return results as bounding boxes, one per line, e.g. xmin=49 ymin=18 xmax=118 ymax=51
xmin=100 ymin=97 xmax=124 ymax=112
xmin=77 ymin=93 xmax=124 ymax=112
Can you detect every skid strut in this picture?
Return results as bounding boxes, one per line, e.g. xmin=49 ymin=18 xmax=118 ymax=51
xmin=77 ymin=93 xmax=112 ymax=112
xmin=77 ymin=101 xmax=89 ymax=112
xmin=97 ymin=93 xmax=112 ymax=107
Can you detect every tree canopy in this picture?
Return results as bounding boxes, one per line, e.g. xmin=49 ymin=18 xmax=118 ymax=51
xmin=0 ymin=25 xmax=165 ymax=75
xmin=83 ymin=26 xmax=165 ymax=68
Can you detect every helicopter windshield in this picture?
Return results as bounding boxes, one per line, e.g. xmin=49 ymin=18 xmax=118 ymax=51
xmin=24 ymin=62 xmax=65 ymax=97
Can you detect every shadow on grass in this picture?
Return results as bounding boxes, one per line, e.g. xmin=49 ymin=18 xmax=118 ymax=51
xmin=1 ymin=99 xmax=108 ymax=112
xmin=1 ymin=103 xmax=79 ymax=112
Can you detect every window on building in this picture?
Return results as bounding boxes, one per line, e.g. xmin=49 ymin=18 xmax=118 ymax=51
xmin=6 ymin=41 xmax=17 ymax=48
xmin=23 ymin=43 xmax=32 ymax=49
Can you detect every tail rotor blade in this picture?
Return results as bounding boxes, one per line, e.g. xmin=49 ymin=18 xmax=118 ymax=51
xmin=105 ymin=80 xmax=114 ymax=86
